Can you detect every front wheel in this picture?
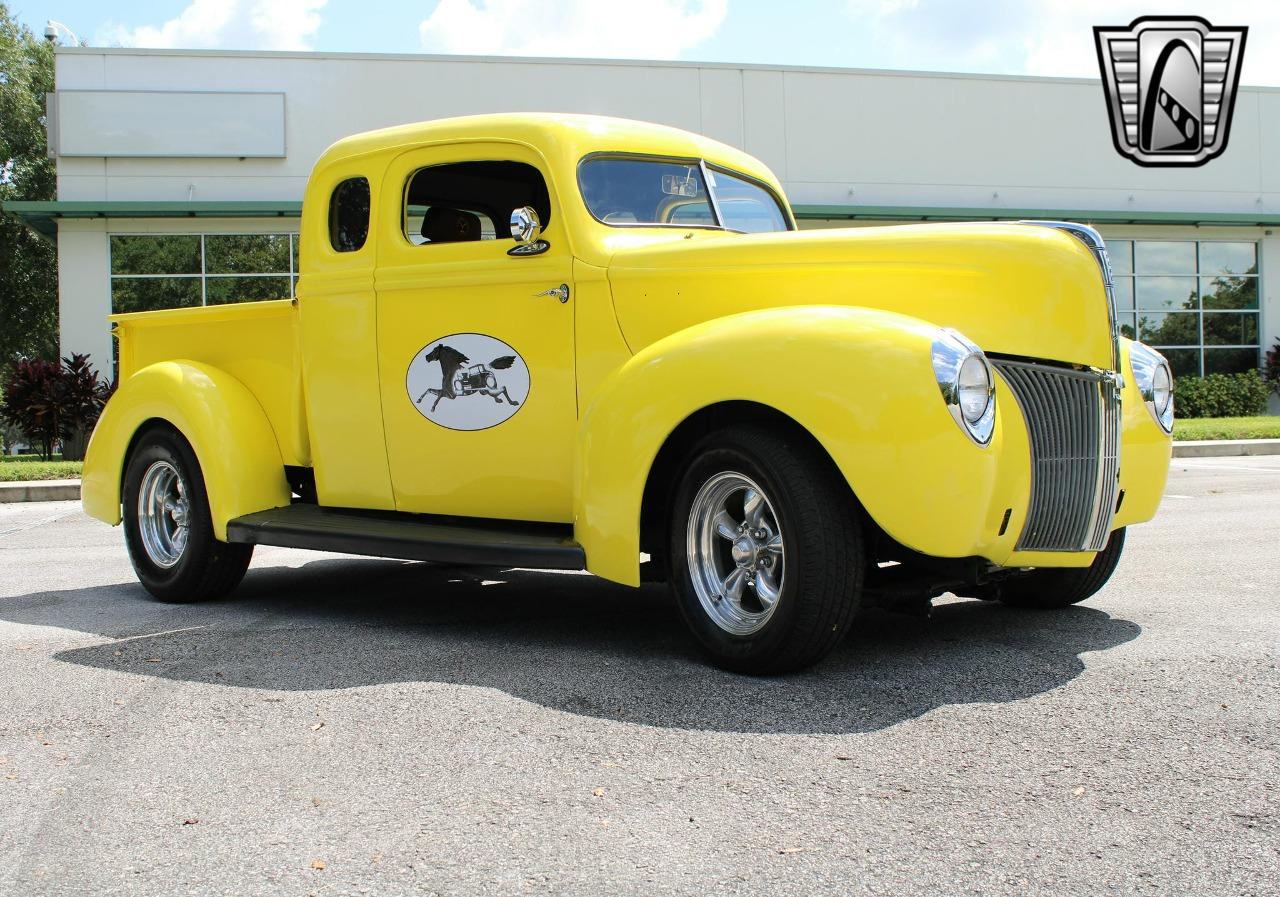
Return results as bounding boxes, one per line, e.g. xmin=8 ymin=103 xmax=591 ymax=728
xmin=666 ymin=425 xmax=864 ymax=675
xmin=999 ymin=527 xmax=1127 ymax=609
xmin=122 ymin=426 xmax=253 ymax=602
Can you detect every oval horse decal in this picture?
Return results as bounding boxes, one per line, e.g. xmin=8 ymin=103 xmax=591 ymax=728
xmin=405 ymin=333 xmax=531 ymax=431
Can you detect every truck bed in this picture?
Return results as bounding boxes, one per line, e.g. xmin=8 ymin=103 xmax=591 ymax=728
xmin=110 ymin=299 xmax=309 ymax=467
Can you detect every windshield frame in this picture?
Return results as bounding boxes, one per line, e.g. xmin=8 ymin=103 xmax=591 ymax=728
xmin=576 ymin=151 xmax=794 ymax=233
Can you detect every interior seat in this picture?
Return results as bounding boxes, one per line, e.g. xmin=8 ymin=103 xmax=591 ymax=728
xmin=422 ymin=207 xmax=482 ymax=243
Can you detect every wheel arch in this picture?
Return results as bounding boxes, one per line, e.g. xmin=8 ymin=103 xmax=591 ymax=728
xmin=82 ymin=360 xmax=292 ymax=539
xmin=573 ymin=304 xmax=983 ymax=587
xmin=638 ymin=400 xmax=861 ymax=579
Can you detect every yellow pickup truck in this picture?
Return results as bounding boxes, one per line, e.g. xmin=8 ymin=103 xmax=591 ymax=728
xmin=81 ymin=113 xmax=1173 ymax=673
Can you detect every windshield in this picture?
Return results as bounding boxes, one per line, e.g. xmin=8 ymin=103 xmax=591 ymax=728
xmin=578 ymin=156 xmax=790 ymax=233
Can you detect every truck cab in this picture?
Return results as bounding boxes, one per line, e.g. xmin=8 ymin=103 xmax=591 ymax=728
xmin=82 ymin=114 xmax=1174 ymax=673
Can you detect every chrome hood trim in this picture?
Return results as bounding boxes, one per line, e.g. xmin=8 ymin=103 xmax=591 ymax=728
xmin=1018 ymin=220 xmax=1121 ymax=372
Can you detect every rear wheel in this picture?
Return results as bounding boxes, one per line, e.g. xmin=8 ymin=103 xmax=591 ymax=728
xmin=999 ymin=527 xmax=1126 ymax=609
xmin=122 ymin=426 xmax=253 ymax=602
xmin=666 ymin=425 xmax=864 ymax=674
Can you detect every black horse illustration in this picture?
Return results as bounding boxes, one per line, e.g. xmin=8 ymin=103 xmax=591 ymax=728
xmin=416 ymin=343 xmax=521 ymax=412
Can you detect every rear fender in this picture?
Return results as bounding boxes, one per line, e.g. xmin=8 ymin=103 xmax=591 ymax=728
xmin=82 ymin=360 xmax=291 ymax=539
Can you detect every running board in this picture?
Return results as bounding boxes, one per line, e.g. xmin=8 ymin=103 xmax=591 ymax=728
xmin=225 ymin=504 xmax=585 ymax=570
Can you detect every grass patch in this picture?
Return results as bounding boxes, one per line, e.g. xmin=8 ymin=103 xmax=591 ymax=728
xmin=1173 ymin=416 xmax=1280 ymax=441
xmin=1 ymin=419 xmax=1271 ymax=478
xmin=0 ymin=460 xmax=83 ymax=482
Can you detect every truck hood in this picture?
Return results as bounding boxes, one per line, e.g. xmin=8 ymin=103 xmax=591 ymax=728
xmin=604 ymin=222 xmax=1117 ymax=370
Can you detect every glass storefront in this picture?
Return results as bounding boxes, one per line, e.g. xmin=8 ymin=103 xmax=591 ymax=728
xmin=105 ymin=232 xmax=1264 ymax=383
xmin=109 ymin=233 xmax=299 ymax=313
xmin=1106 ymin=239 xmax=1260 ymax=378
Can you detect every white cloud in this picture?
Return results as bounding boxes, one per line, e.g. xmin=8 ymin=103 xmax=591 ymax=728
xmin=419 ymin=0 xmax=728 ymax=59
xmin=97 ymin=0 xmax=327 ymax=51
xmin=845 ymin=0 xmax=1280 ymax=87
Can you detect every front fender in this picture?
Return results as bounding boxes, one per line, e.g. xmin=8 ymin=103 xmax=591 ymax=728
xmin=574 ymin=305 xmax=1033 ymax=586
xmin=82 ymin=360 xmax=291 ymax=539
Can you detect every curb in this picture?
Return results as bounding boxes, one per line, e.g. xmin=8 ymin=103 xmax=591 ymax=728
xmin=0 ymin=479 xmax=82 ymax=503
xmin=1172 ymin=439 xmax=1280 ymax=458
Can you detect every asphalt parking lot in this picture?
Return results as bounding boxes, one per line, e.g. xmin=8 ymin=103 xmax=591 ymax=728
xmin=1 ymin=456 xmax=1277 ymax=897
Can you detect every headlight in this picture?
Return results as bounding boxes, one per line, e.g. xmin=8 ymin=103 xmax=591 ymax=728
xmin=1130 ymin=341 xmax=1174 ymax=433
xmin=957 ymin=355 xmax=991 ymax=423
xmin=932 ymin=329 xmax=995 ymax=445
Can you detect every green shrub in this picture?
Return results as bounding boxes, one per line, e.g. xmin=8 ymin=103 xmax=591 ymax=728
xmin=1173 ymin=369 xmax=1271 ymax=418
xmin=1 ymin=357 xmax=61 ymax=459
xmin=0 ymin=353 xmax=113 ymax=460
xmin=1265 ymin=338 xmax=1280 ymax=397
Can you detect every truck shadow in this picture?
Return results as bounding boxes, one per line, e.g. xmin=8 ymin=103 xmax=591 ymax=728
xmin=6 ymin=556 xmax=1141 ymax=735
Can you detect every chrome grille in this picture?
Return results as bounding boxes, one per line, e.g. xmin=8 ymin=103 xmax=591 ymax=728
xmin=993 ymin=359 xmax=1121 ymax=552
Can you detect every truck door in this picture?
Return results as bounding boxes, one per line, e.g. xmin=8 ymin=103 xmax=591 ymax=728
xmin=298 ymin=163 xmax=396 ymax=511
xmin=374 ymin=143 xmax=577 ymax=523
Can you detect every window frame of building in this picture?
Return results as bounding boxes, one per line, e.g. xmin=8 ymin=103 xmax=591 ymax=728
xmin=1105 ymin=237 xmax=1262 ymax=378
xmin=109 ymin=232 xmax=301 ymax=314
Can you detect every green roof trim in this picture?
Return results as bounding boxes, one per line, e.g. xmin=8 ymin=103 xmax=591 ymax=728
xmin=4 ymin=199 xmax=1276 ymax=242
xmin=1 ymin=200 xmax=303 ymax=239
xmin=791 ymin=203 xmax=1280 ymax=227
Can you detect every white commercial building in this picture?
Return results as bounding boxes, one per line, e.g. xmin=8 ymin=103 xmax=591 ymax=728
xmin=8 ymin=47 xmax=1279 ymax=388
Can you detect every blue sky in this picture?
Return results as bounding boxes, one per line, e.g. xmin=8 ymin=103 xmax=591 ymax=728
xmin=12 ymin=1 xmax=1280 ymax=85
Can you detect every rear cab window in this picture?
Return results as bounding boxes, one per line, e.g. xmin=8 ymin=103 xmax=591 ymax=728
xmin=328 ymin=177 xmax=370 ymax=252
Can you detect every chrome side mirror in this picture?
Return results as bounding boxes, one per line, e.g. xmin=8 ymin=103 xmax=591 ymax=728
xmin=510 ymin=206 xmax=542 ymax=244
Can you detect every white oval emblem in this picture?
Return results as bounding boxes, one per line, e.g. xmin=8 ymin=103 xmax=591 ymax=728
xmin=405 ymin=333 xmax=530 ymax=431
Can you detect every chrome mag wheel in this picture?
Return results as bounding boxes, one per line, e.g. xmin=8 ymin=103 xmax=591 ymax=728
xmin=686 ymin=471 xmax=786 ymax=636
xmin=137 ymin=460 xmax=190 ymax=569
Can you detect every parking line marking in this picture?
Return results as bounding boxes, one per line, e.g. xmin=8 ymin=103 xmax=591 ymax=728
xmin=1176 ymin=463 xmax=1280 ymax=473
xmin=110 ymin=625 xmax=210 ymax=644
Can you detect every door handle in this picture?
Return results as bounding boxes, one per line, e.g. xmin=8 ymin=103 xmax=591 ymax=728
xmin=534 ymin=284 xmax=570 ymax=304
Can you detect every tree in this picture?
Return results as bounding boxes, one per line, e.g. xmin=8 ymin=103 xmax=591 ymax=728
xmin=0 ymin=3 xmax=58 ymax=369
xmin=1136 ymin=266 xmax=1262 ymax=374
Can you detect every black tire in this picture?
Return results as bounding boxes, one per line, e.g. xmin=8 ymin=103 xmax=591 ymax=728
xmin=999 ymin=527 xmax=1126 ymax=609
xmin=122 ymin=425 xmax=253 ymax=602
xmin=666 ymin=425 xmax=864 ymax=675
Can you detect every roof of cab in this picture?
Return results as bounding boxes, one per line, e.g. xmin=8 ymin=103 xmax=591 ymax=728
xmin=312 ymin=112 xmax=776 ymax=183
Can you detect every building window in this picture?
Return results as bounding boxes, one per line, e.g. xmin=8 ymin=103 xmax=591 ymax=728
xmin=109 ymin=233 xmax=299 ymax=313
xmin=1106 ymin=239 xmax=1261 ymax=378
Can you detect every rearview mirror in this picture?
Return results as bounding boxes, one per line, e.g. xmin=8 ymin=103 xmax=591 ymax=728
xmin=510 ymin=206 xmax=542 ymax=244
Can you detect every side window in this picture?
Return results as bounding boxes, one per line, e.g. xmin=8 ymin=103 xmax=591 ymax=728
xmin=705 ymin=168 xmax=790 ymax=233
xmin=329 ymin=177 xmax=370 ymax=252
xmin=403 ymin=161 xmax=550 ymax=246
